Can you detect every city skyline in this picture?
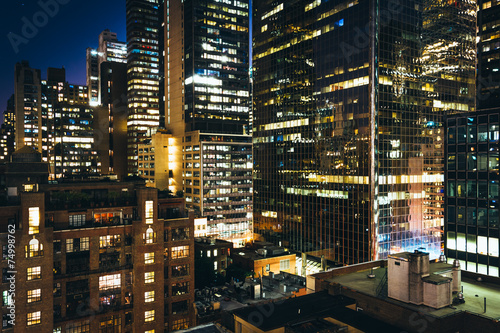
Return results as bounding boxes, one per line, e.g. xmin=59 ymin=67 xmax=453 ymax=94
xmin=0 ymin=0 xmax=126 ymax=117
xmin=1 ymin=0 xmax=500 ymax=332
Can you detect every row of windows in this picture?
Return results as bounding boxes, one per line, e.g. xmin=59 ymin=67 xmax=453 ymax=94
xmin=448 ymin=124 xmax=499 ymax=144
xmin=447 ymin=153 xmax=499 ymax=171
xmin=447 ymin=232 xmax=499 ymax=257
xmin=447 ymin=180 xmax=498 ymax=199
xmin=447 ymin=206 xmax=499 ymax=228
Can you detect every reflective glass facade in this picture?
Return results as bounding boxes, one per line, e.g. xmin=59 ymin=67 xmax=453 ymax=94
xmin=182 ymin=0 xmax=251 ymax=134
xmin=127 ymin=0 xmax=161 ymax=173
xmin=86 ymin=48 xmax=100 ymax=106
xmin=253 ymin=0 xmax=475 ymax=264
xmin=478 ymin=0 xmax=500 ymax=109
xmin=167 ymin=0 xmax=252 ymax=247
xmin=445 ymin=109 xmax=500 ymax=277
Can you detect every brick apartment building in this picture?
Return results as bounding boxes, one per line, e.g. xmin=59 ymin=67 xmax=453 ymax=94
xmin=0 ymin=180 xmax=195 ymax=332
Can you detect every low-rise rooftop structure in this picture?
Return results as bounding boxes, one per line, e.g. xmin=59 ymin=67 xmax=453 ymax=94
xmin=232 ymin=291 xmax=402 ymax=333
xmin=308 ymin=257 xmax=500 ymax=333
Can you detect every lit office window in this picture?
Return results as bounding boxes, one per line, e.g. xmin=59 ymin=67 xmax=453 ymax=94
xmin=29 ymin=207 xmax=40 ymax=234
xmin=145 ymin=252 xmax=155 ymax=264
xmin=145 ymin=291 xmax=155 ymax=303
xmin=27 ymin=311 xmax=41 ymax=326
xmin=145 ymin=272 xmax=155 ymax=284
xmin=145 ymin=200 xmax=153 ymax=224
xmin=145 ymin=310 xmax=155 ymax=322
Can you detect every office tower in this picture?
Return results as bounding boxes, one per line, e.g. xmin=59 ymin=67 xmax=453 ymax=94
xmin=445 ymin=109 xmax=499 ymax=278
xmin=14 ymin=61 xmax=42 ymax=152
xmin=52 ymin=104 xmax=98 ymax=177
xmin=158 ymin=0 xmax=166 ymax=129
xmin=0 ymin=95 xmax=16 ymax=161
xmin=98 ymin=30 xmax=127 ymax=64
xmin=86 ymin=30 xmax=127 ymax=107
xmin=97 ymin=30 xmax=127 ymax=103
xmin=252 ymin=0 xmax=476 ymax=263
xmin=0 ymin=182 xmax=195 ymax=331
xmin=478 ymin=0 xmax=500 ymax=109
xmin=86 ymin=47 xmax=100 ymax=106
xmin=84 ymin=30 xmax=129 ymax=179
xmin=166 ymin=0 xmax=252 ymax=247
xmin=96 ymin=61 xmax=129 ymax=179
xmin=40 ymin=68 xmax=95 ymax=179
xmin=4 ymin=94 xmax=15 ymax=129
xmin=126 ymin=0 xmax=161 ymax=174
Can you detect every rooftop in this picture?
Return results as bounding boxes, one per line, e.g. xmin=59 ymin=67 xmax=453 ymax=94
xmin=178 ymin=323 xmax=229 ymax=333
xmin=233 ymin=247 xmax=293 ymax=261
xmin=233 ymin=291 xmax=402 ymax=333
xmin=195 ymin=238 xmax=233 ymax=249
xmin=233 ymin=291 xmax=354 ymax=331
xmin=324 ymin=263 xmax=500 ymax=321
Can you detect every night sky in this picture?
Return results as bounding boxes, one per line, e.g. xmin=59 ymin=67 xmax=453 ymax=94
xmin=0 ymin=0 xmax=126 ymax=117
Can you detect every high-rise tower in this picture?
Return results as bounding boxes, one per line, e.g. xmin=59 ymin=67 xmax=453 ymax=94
xmin=14 ymin=61 xmax=42 ymax=152
xmin=166 ymin=0 xmax=252 ymax=246
xmin=478 ymin=0 xmax=500 ymax=109
xmin=126 ymin=0 xmax=161 ymax=174
xmin=252 ymin=0 xmax=476 ymax=263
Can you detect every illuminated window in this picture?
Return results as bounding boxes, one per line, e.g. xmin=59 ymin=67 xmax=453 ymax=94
xmin=143 ymin=227 xmax=156 ymax=244
xmin=99 ymin=274 xmax=121 ymax=291
xmin=145 ymin=252 xmax=155 ymax=264
xmin=144 ymin=310 xmax=155 ymax=322
xmin=145 ymin=291 xmax=155 ymax=303
xmin=27 ymin=289 xmax=41 ymax=303
xmin=27 ymin=311 xmax=41 ymax=326
xmin=25 ymin=238 xmax=43 ymax=258
xmin=172 ymin=246 xmax=189 ymax=259
xmin=99 ymin=235 xmax=121 ymax=248
xmin=29 ymin=207 xmax=40 ymax=235
xmin=2 ymin=290 xmax=13 ymax=306
xmin=27 ymin=266 xmax=41 ymax=280
xmin=145 ymin=331 xmax=155 ymax=333
xmin=145 ymin=200 xmax=153 ymax=224
xmin=145 ymin=272 xmax=155 ymax=284
xmin=24 ymin=184 xmax=35 ymax=192
xmin=99 ymin=316 xmax=121 ymax=332
xmin=172 ymin=319 xmax=189 ymax=330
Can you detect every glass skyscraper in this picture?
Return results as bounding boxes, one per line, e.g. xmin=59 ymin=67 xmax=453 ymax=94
xmin=253 ymin=0 xmax=475 ymax=264
xmin=126 ymin=0 xmax=161 ymax=174
xmin=478 ymin=0 xmax=500 ymax=109
xmin=166 ymin=0 xmax=253 ymax=246
xmin=445 ymin=109 xmax=499 ymax=277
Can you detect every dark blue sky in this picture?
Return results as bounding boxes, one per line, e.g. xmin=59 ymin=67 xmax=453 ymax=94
xmin=0 ymin=0 xmax=126 ymax=115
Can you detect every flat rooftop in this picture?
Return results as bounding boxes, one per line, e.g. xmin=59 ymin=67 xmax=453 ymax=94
xmin=233 ymin=248 xmax=294 ymax=261
xmin=325 ymin=265 xmax=500 ymax=321
xmin=233 ymin=291 xmax=402 ymax=332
